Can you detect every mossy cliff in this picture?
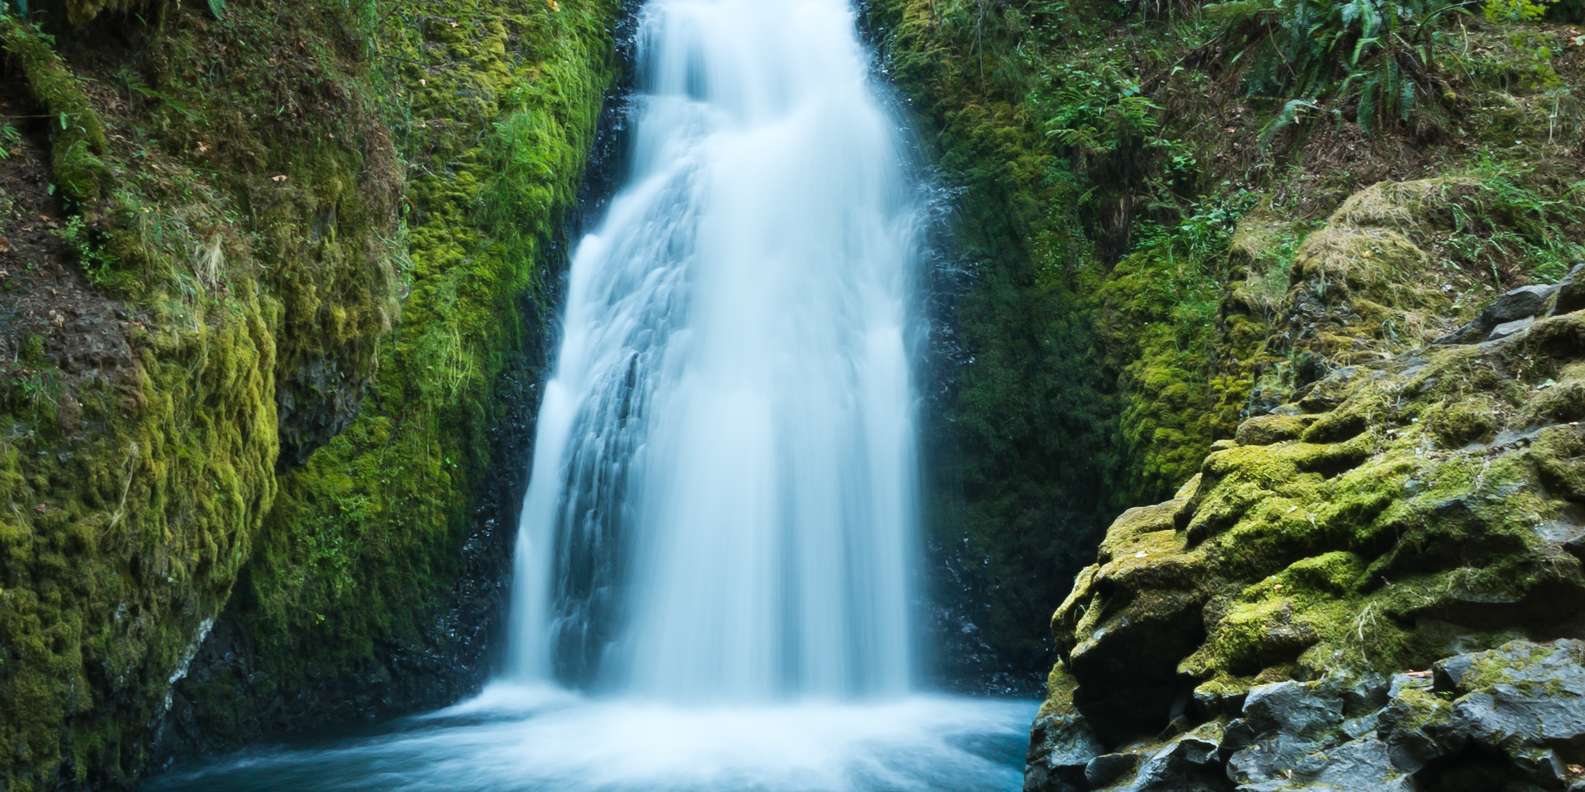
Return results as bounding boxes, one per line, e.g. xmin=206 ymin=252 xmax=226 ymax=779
xmin=0 ymin=0 xmax=622 ymax=787
xmin=1029 ymin=273 xmax=1585 ymax=789
xmin=161 ymin=0 xmax=624 ymax=758
xmin=861 ymin=0 xmax=1585 ymax=685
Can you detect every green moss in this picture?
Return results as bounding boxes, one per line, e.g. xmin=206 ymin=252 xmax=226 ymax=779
xmin=0 ymin=17 xmax=108 ymax=203
xmin=1 ymin=2 xmax=403 ymax=786
xmin=1522 ymin=364 xmax=1585 ymax=425
xmin=1046 ymin=267 xmax=1585 ymax=743
xmin=204 ymin=0 xmax=623 ymax=733
xmin=1530 ymin=425 xmax=1585 ymax=501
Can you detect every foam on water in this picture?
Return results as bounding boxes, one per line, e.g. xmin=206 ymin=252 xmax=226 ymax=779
xmin=146 ymin=692 xmax=1034 ymax=792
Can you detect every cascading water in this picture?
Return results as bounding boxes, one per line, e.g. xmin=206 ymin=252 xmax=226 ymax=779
xmin=508 ymin=0 xmax=919 ymax=701
xmin=145 ymin=2 xmax=1038 ymax=789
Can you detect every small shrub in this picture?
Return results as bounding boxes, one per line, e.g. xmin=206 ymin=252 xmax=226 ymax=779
xmin=57 ymin=214 xmax=114 ymax=285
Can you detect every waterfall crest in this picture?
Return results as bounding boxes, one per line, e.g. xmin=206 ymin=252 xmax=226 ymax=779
xmin=507 ymin=0 xmax=923 ymax=700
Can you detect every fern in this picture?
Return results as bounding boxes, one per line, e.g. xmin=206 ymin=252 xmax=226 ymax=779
xmin=1258 ymin=98 xmax=1320 ymax=150
xmin=1210 ymin=0 xmax=1471 ymax=141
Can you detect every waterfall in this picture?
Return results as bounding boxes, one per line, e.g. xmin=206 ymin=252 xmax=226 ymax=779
xmin=507 ymin=0 xmax=923 ymax=700
xmin=142 ymin=4 xmax=1040 ymax=787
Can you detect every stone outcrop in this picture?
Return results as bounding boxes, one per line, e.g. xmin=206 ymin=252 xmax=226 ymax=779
xmin=1032 ymin=639 xmax=1585 ymax=791
xmin=1028 ymin=276 xmax=1585 ymax=790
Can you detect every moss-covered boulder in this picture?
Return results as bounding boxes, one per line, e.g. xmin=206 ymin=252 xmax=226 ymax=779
xmin=1028 ymin=282 xmax=1585 ymax=788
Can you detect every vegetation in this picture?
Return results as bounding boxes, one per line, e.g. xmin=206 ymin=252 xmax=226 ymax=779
xmin=0 ymin=0 xmax=619 ymax=786
xmin=200 ymin=0 xmax=623 ymax=742
xmin=864 ymin=0 xmax=1585 ymax=678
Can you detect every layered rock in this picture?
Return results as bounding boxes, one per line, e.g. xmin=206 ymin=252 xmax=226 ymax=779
xmin=1028 ymin=273 xmax=1585 ymax=789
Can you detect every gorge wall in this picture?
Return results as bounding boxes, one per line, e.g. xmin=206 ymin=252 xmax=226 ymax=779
xmin=0 ymin=0 xmax=624 ymax=786
xmin=862 ymin=0 xmax=1585 ymax=787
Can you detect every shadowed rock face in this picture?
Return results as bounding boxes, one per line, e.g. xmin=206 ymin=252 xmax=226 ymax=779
xmin=1032 ymin=639 xmax=1585 ymax=792
xmin=1027 ymin=271 xmax=1585 ymax=790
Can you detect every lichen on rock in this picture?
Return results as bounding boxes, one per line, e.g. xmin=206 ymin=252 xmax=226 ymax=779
xmin=1028 ymin=274 xmax=1585 ymax=789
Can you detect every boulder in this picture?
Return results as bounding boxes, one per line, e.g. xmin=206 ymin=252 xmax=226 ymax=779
xmin=1487 ymin=316 xmax=1534 ymax=341
xmin=1116 ymin=731 xmax=1229 ymax=792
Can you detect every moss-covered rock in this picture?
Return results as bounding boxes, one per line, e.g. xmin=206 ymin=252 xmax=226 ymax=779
xmin=1 ymin=1 xmax=401 ymax=786
xmin=1028 ymin=282 xmax=1585 ymax=787
xmin=863 ymin=0 xmax=1585 ymax=685
xmin=159 ymin=0 xmax=625 ymax=759
xmin=1 ymin=0 xmax=621 ymax=786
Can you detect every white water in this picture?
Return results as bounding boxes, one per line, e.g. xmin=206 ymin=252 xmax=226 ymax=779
xmin=145 ymin=2 xmax=1040 ymax=789
xmin=509 ymin=0 xmax=921 ymax=699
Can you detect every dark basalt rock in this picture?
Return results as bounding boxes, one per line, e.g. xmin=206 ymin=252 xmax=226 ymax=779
xmin=1119 ymin=730 xmax=1229 ymax=792
xmin=1031 ymin=639 xmax=1585 ymax=790
xmin=1026 ymin=711 xmax=1107 ymax=791
xmin=1438 ymin=283 xmax=1557 ymax=344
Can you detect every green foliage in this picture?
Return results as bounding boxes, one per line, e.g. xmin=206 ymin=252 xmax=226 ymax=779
xmin=1212 ymin=0 xmax=1471 ymax=136
xmin=0 ymin=122 xmax=19 ymax=159
xmin=56 ymin=214 xmax=113 ymax=285
xmin=1482 ymin=0 xmax=1560 ymax=19
xmin=1039 ymin=64 xmax=1163 ymax=165
xmin=1430 ymin=158 xmax=1585 ymax=286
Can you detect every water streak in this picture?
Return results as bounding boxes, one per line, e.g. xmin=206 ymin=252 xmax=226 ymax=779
xmin=508 ymin=0 xmax=923 ymax=700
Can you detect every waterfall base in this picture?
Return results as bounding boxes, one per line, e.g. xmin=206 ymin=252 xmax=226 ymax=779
xmin=143 ymin=688 xmax=1033 ymax=791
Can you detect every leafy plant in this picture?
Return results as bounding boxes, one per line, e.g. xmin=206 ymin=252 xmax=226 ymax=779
xmin=1481 ymin=0 xmax=1560 ymax=19
xmin=0 ymin=123 xmax=20 ymax=159
xmin=57 ymin=214 xmax=114 ymax=285
xmin=1210 ymin=0 xmax=1474 ymax=137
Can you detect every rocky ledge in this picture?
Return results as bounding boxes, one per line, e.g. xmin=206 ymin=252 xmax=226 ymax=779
xmin=1028 ymin=266 xmax=1585 ymax=791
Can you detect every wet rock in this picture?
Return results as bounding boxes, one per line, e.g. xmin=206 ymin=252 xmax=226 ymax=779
xmin=1117 ymin=730 xmax=1228 ymax=792
xmin=1487 ymin=316 xmax=1534 ymax=341
xmin=1295 ymin=733 xmax=1412 ymax=791
xmin=1026 ymin=711 xmax=1105 ymax=791
xmin=1084 ymin=753 xmax=1140 ymax=786
xmin=1488 ymin=284 xmax=1558 ymax=322
xmin=1240 ymin=681 xmax=1344 ymax=737
xmin=1438 ymin=640 xmax=1585 ymax=750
